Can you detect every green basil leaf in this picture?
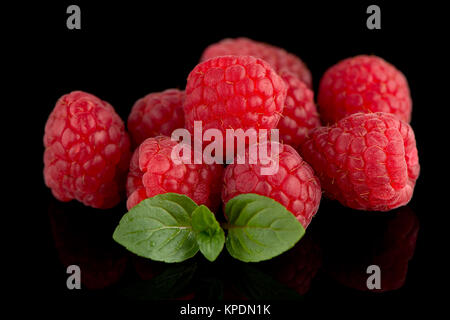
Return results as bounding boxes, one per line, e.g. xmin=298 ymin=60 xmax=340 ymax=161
xmin=113 ymin=193 xmax=199 ymax=263
xmin=225 ymin=193 xmax=305 ymax=262
xmin=191 ymin=205 xmax=225 ymax=262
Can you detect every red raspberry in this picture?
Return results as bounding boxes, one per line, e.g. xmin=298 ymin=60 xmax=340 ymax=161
xmin=222 ymin=142 xmax=321 ymax=228
xmin=43 ymin=91 xmax=131 ymax=209
xmin=201 ymin=37 xmax=312 ymax=88
xmin=318 ymin=55 xmax=412 ymax=124
xmin=126 ymin=136 xmax=223 ymax=211
xmin=278 ymin=72 xmax=321 ymax=149
xmin=184 ymin=55 xmax=287 ymax=156
xmin=128 ymin=89 xmax=185 ymax=147
xmin=300 ymin=112 xmax=420 ymax=211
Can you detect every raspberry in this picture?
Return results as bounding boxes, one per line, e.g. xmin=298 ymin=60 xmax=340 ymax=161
xmin=318 ymin=55 xmax=412 ymax=124
xmin=128 ymin=89 xmax=185 ymax=147
xmin=300 ymin=112 xmax=420 ymax=211
xmin=222 ymin=142 xmax=321 ymax=228
xmin=126 ymin=136 xmax=223 ymax=211
xmin=43 ymin=91 xmax=131 ymax=209
xmin=184 ymin=55 xmax=287 ymax=156
xmin=201 ymin=37 xmax=312 ymax=88
xmin=278 ymin=72 xmax=321 ymax=149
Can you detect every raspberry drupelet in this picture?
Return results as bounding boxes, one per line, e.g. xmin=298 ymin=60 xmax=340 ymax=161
xmin=44 ymin=91 xmax=131 ymax=209
xmin=201 ymin=37 xmax=312 ymax=88
xmin=184 ymin=55 xmax=287 ymax=158
xmin=126 ymin=136 xmax=223 ymax=211
xmin=222 ymin=142 xmax=321 ymax=229
xmin=318 ymin=55 xmax=412 ymax=124
xmin=128 ymin=89 xmax=185 ymax=147
xmin=300 ymin=112 xmax=419 ymax=211
xmin=277 ymin=71 xmax=321 ymax=149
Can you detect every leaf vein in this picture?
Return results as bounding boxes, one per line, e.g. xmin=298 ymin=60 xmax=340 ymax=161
xmin=243 ymin=227 xmax=268 ymax=248
xmin=233 ymin=230 xmax=252 ymax=255
xmin=149 ymin=203 xmax=185 ymax=224
xmin=155 ymin=228 xmax=183 ymax=251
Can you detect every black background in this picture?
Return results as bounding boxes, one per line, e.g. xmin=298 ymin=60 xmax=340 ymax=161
xmin=5 ymin=0 xmax=448 ymax=317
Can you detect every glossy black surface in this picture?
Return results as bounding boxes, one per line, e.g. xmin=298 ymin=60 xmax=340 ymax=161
xmin=43 ymin=197 xmax=421 ymax=301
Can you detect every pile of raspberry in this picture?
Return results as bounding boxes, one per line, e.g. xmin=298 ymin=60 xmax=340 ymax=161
xmin=43 ymin=37 xmax=419 ymax=229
